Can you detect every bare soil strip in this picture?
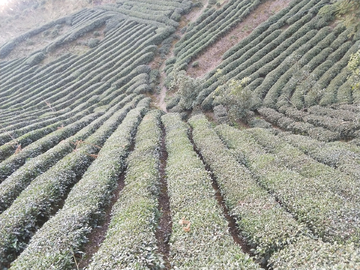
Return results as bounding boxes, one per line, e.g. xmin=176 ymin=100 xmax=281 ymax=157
xmin=155 ymin=123 xmax=172 ymax=269
xmin=187 ymin=0 xmax=292 ymax=78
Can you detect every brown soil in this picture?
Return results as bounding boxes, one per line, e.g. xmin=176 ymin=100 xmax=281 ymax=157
xmin=155 ymin=124 xmax=172 ymax=269
xmin=187 ymin=0 xmax=292 ymax=78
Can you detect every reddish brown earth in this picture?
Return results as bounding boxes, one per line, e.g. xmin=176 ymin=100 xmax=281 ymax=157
xmin=187 ymin=0 xmax=292 ymax=79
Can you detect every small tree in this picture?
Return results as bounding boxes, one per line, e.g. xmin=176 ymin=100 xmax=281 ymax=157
xmin=334 ymin=0 xmax=360 ymax=36
xmin=213 ymin=70 xmax=253 ymax=121
xmin=347 ymin=50 xmax=360 ymax=90
xmin=320 ymin=0 xmax=360 ymax=37
xmin=170 ymin=70 xmax=202 ymax=111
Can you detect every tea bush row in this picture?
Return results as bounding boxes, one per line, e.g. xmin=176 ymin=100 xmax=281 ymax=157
xmin=240 ymin=128 xmax=360 ymax=244
xmin=164 ymin=113 xmax=259 ymax=268
xmin=10 ymin=98 xmax=150 ymax=269
xmin=0 ymin=96 xmax=145 ymax=266
xmin=188 ymin=114 xmax=306 ymax=263
xmin=88 ymin=109 xmax=164 ymax=269
xmin=0 ymin=94 xmax=137 ymax=213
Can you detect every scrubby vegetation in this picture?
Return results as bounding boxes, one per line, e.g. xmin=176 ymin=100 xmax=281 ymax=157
xmin=1 ymin=0 xmax=360 ymax=268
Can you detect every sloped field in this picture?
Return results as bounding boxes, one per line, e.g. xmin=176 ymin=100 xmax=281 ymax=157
xmin=1 ymin=0 xmax=360 ymax=269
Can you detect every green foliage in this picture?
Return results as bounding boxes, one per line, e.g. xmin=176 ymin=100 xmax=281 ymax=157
xmin=334 ymin=0 xmax=360 ymax=36
xmin=189 ymin=114 xmax=306 ymax=263
xmin=347 ymin=49 xmax=360 ymax=91
xmin=88 ymin=109 xmax=163 ymax=269
xmin=270 ymin=237 xmax=360 ymax=269
xmin=164 ymin=113 xmax=259 ymax=268
xmin=169 ymin=70 xmax=202 ymax=111
xmin=10 ymin=98 xmax=150 ymax=269
xmin=213 ymin=70 xmax=254 ymax=120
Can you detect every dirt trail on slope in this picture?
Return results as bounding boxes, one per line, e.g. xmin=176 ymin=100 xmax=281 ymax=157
xmin=152 ymin=1 xmax=209 ymax=112
xmin=187 ymin=0 xmax=292 ymax=79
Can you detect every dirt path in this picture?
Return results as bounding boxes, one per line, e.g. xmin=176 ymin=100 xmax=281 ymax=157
xmin=187 ymin=0 xmax=292 ymax=78
xmin=154 ymin=0 xmax=209 ymax=112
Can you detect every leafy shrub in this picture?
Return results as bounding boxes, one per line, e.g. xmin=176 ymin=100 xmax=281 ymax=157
xmin=270 ymin=237 xmax=360 ymax=269
xmin=213 ymin=72 xmax=255 ymax=121
xmin=169 ymin=70 xmax=202 ymax=111
xmin=87 ymin=109 xmax=163 ymax=269
xmin=87 ymin=38 xmax=100 ymax=48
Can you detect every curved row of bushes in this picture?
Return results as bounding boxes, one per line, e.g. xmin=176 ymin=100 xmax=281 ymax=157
xmin=167 ymin=0 xmax=264 ymax=74
xmin=9 ymin=98 xmax=150 ymax=269
xmin=188 ymin=114 xmax=306 ymax=264
xmin=214 ymin=123 xmax=360 ymax=268
xmin=0 ymin=94 xmax=138 ymax=213
xmin=164 ymin=113 xmax=259 ymax=268
xmin=0 ymin=96 xmax=145 ymax=266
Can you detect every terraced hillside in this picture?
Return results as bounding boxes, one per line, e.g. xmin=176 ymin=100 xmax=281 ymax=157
xmin=1 ymin=0 xmax=360 ymax=269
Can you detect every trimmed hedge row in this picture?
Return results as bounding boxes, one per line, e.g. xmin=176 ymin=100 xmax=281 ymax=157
xmin=0 ymin=109 xmax=50 ymax=135
xmin=199 ymin=13 xmax=320 ymax=107
xmin=87 ymin=109 xmax=163 ymax=269
xmin=279 ymin=132 xmax=360 ymax=181
xmin=263 ymin=26 xmax=333 ymax=108
xmin=0 ymin=111 xmax=89 ymax=161
xmin=0 ymin=111 xmax=102 ymax=182
xmin=10 ymin=98 xmax=150 ymax=269
xmin=0 ymin=21 xmax=150 ymax=111
xmin=169 ymin=0 xmax=266 ymax=72
xmin=221 ymin=0 xmax=307 ymax=61
xmin=174 ymin=0 xmax=254 ymax=57
xmin=308 ymin=105 xmax=359 ymax=121
xmin=188 ymin=114 xmax=306 ymax=264
xmin=238 ymin=128 xmax=360 ymax=244
xmin=302 ymin=113 xmax=360 ymax=139
xmin=257 ymin=107 xmax=340 ymax=142
xmin=215 ymin=124 xmax=360 ymax=268
xmin=270 ymin=237 xmax=360 ymax=269
xmin=246 ymin=128 xmax=360 ymax=205
xmin=0 ymin=95 xmax=144 ymax=266
xmin=163 ymin=113 xmax=259 ymax=268
xmin=174 ymin=0 xmax=241 ymax=54
xmin=0 ymin=94 xmax=137 ymax=214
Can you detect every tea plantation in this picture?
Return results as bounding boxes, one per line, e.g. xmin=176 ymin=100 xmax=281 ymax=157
xmin=1 ymin=0 xmax=360 ymax=269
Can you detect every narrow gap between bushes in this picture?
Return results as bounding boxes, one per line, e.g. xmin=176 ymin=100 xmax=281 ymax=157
xmin=155 ymin=122 xmax=172 ymax=270
xmin=187 ymin=127 xmax=264 ymax=268
xmin=76 ymin=141 xmax=136 ymax=269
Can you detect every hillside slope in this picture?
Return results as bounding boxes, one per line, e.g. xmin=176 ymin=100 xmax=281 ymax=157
xmin=1 ymin=0 xmax=360 ymax=269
